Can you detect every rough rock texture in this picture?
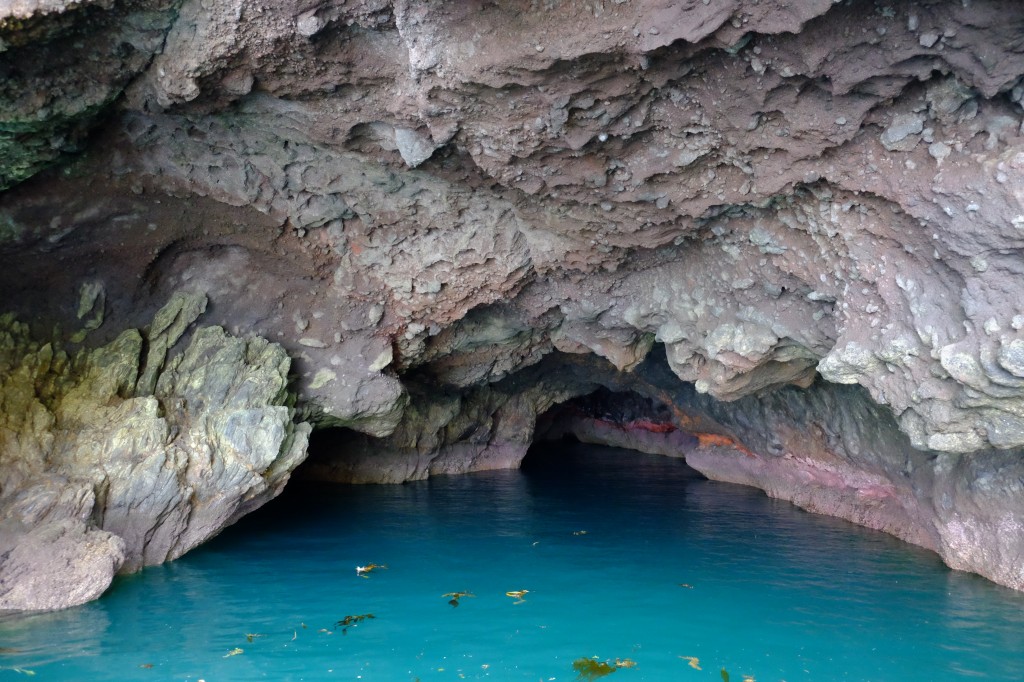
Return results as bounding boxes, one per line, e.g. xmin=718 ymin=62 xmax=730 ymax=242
xmin=0 ymin=0 xmax=177 ymax=189
xmin=0 ymin=292 xmax=311 ymax=611
xmin=1 ymin=0 xmax=1024 ymax=593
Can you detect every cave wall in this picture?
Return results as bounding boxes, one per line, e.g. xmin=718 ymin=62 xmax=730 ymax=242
xmin=2 ymin=0 xmax=1024 ymax=604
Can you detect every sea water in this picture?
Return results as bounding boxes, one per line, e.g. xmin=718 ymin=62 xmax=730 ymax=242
xmin=3 ymin=442 xmax=1024 ymax=681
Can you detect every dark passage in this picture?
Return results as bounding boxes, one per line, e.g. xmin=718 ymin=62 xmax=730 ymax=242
xmin=521 ymin=436 xmax=705 ymax=481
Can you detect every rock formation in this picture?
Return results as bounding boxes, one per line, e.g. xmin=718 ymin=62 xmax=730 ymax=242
xmin=0 ymin=291 xmax=310 ymax=610
xmin=1 ymin=0 xmax=1023 ymax=599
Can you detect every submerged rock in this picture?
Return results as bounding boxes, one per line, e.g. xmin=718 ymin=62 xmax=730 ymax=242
xmin=0 ymin=292 xmax=310 ymax=611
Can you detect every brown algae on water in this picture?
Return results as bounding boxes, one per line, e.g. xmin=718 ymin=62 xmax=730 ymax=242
xmin=335 ymin=613 xmax=376 ymax=634
xmin=355 ymin=563 xmax=387 ymax=578
xmin=443 ymin=591 xmax=476 ymax=607
xmin=572 ymin=657 xmax=617 ymax=680
xmin=505 ymin=589 xmax=529 ymax=604
xmin=572 ymin=656 xmax=638 ymax=679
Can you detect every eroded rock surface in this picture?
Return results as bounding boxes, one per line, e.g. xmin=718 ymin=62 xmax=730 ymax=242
xmin=0 ymin=292 xmax=310 ymax=611
xmin=1 ymin=0 xmax=1024 ymax=593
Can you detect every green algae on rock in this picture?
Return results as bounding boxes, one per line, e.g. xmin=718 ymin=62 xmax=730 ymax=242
xmin=0 ymin=291 xmax=311 ymax=611
xmin=0 ymin=0 xmax=177 ymax=192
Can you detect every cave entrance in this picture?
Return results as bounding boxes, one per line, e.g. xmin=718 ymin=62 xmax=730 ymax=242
xmin=521 ymin=387 xmax=705 ymax=480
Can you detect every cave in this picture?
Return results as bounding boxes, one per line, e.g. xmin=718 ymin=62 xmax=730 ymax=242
xmin=2 ymin=0 xmax=1024 ymax=645
xmin=521 ymin=386 xmax=705 ymax=481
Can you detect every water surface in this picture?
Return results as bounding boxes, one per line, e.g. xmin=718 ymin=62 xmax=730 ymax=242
xmin=3 ymin=443 xmax=1024 ymax=680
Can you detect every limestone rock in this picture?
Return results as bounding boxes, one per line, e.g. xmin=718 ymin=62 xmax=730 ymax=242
xmin=136 ymin=288 xmax=207 ymax=395
xmin=0 ymin=477 xmax=125 ymax=611
xmin=0 ymin=294 xmax=310 ymax=611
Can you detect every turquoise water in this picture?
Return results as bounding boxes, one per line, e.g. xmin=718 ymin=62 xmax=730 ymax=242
xmin=3 ymin=442 xmax=1024 ymax=681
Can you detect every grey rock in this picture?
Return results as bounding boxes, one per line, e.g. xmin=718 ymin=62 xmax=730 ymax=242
xmin=136 ymin=289 xmax=208 ymax=395
xmin=880 ymin=113 xmax=925 ymax=151
xmin=0 ymin=478 xmax=126 ymax=611
xmin=394 ymin=127 xmax=438 ymax=168
xmin=296 ymin=11 xmax=324 ymax=38
xmin=0 ymin=294 xmax=310 ymax=611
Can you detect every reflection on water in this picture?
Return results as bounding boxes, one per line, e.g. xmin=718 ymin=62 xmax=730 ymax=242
xmin=2 ymin=442 xmax=1024 ymax=680
xmin=0 ymin=606 xmax=111 ymax=670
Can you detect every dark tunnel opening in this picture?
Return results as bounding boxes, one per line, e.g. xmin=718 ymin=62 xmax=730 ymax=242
xmin=297 ymin=384 xmax=710 ymax=482
xmin=522 ymin=386 xmax=704 ymax=477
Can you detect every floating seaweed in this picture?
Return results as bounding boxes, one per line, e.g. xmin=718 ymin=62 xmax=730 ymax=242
xmin=0 ymin=649 xmax=21 ymax=656
xmin=355 ymin=563 xmax=387 ymax=578
xmin=443 ymin=591 xmax=476 ymax=607
xmin=505 ymin=589 xmax=529 ymax=604
xmin=335 ymin=613 xmax=376 ymax=634
xmin=679 ymin=656 xmax=701 ymax=670
xmin=245 ymin=633 xmax=264 ymax=643
xmin=572 ymin=657 xmax=617 ymax=680
xmin=721 ymin=668 xmax=730 ymax=681
xmin=223 ymin=648 xmax=243 ymax=658
xmin=139 ymin=663 xmax=154 ymax=669
xmin=571 ymin=655 xmax=640 ymax=679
